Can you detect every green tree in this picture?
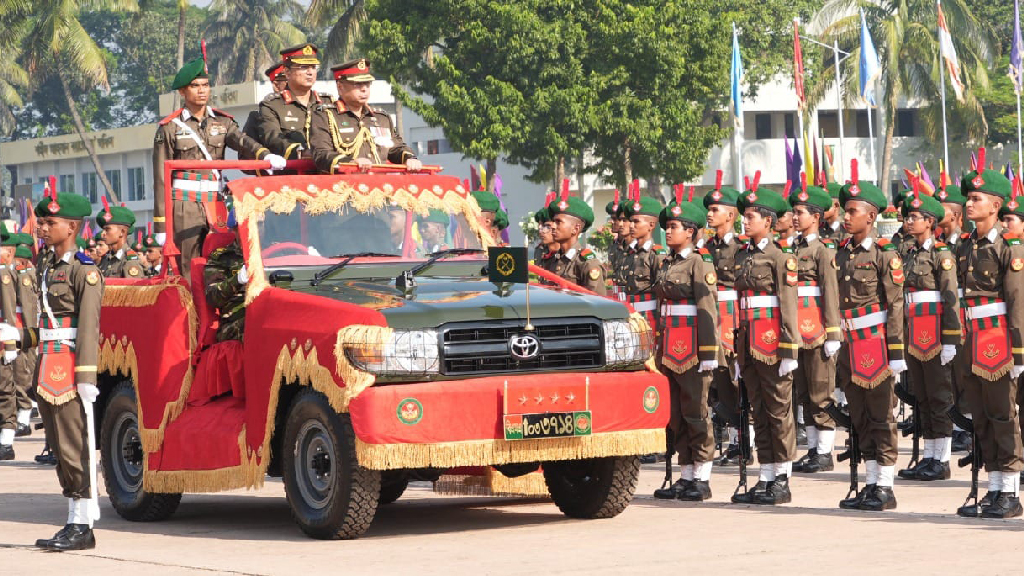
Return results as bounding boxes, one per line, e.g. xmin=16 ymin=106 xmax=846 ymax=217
xmin=306 ymin=0 xmax=367 ymax=68
xmin=203 ymin=0 xmax=307 ymax=84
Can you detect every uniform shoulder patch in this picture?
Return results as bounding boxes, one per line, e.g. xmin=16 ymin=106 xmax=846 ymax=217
xmin=580 ymin=248 xmax=596 ymax=260
xmin=280 ymin=90 xmax=293 ymax=104
xmin=1003 ymin=232 xmax=1022 ymax=245
xmin=699 ymin=248 xmax=713 ymax=262
xmin=778 ymin=243 xmax=794 ymax=254
xmin=211 ymin=107 xmax=234 ymax=119
xmin=126 ymin=251 xmax=139 ymax=261
xmin=877 ymin=238 xmax=896 ymax=251
xmin=821 ymin=239 xmax=836 ymax=249
xmin=158 ymin=107 xmax=184 ymax=125
xmin=961 ymin=232 xmax=971 ymax=240
xmin=653 ymin=245 xmax=668 ymax=255
xmin=75 ymin=252 xmax=94 ymax=265
xmin=935 ymin=242 xmax=950 ymax=252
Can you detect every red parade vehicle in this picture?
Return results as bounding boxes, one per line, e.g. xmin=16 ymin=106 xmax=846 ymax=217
xmin=95 ymin=159 xmax=669 ymax=539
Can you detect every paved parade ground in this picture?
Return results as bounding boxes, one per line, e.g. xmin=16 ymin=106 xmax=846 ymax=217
xmin=2 ymin=430 xmax=1022 ymax=576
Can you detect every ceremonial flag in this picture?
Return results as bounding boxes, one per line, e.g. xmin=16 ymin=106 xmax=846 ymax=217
xmin=731 ymin=24 xmax=744 ymax=124
xmin=812 ymin=135 xmax=820 ymax=181
xmin=1011 ymin=0 xmax=1023 ymax=94
xmin=859 ymin=10 xmax=881 ymax=106
xmin=937 ymin=1 xmax=965 ymax=102
xmin=793 ymin=19 xmax=806 ymax=109
xmin=802 ymin=131 xmax=813 ymax=178
xmin=788 ymin=135 xmax=803 ymax=187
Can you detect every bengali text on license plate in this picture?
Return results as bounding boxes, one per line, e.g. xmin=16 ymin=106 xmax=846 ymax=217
xmin=503 ymin=411 xmax=592 ymax=441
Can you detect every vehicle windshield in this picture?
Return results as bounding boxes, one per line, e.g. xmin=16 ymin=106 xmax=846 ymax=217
xmin=255 ymin=202 xmax=486 ymax=268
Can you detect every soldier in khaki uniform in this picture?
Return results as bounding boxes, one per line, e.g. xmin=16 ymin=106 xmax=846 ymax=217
xmin=0 ymin=225 xmax=19 ymax=459
xmin=540 ymin=195 xmax=605 ymax=295
xmin=620 ymin=196 xmax=666 ymax=328
xmin=240 ymin=61 xmax=288 ymax=155
xmin=12 ymin=234 xmax=38 ymax=440
xmin=604 ymin=191 xmax=624 ymax=275
xmin=788 ymin=179 xmax=842 ymax=474
xmin=729 ymin=180 xmax=801 ymax=506
xmin=258 ymin=43 xmax=328 ymax=160
xmin=652 ymin=195 xmax=719 ymax=502
xmin=95 ymin=204 xmax=145 ymax=279
xmin=835 ymin=163 xmax=906 ymax=512
xmin=955 ymin=154 xmax=1024 ymax=518
xmin=896 ymin=189 xmax=960 ymax=482
xmin=309 ymin=59 xmax=421 ymax=173
xmin=820 ymin=181 xmax=848 ymax=243
xmin=532 ymin=207 xmax=554 ymax=263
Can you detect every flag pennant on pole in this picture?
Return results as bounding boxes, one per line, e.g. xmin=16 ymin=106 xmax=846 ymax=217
xmin=731 ymin=24 xmax=744 ymax=125
xmin=859 ymin=11 xmax=881 ymax=106
xmin=1011 ymin=0 xmax=1023 ymax=94
xmin=937 ymin=1 xmax=965 ymax=102
xmin=793 ymin=19 xmax=806 ymax=109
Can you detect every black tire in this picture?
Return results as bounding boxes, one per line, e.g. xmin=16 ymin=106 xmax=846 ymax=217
xmin=100 ymin=382 xmax=182 ymax=521
xmin=378 ymin=471 xmax=409 ymax=505
xmin=282 ymin=389 xmax=380 ymax=539
xmin=543 ymin=456 xmax=640 ymax=519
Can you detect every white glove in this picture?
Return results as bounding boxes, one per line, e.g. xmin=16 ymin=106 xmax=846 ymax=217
xmin=1012 ymin=365 xmax=1024 ymax=379
xmin=733 ymin=360 xmax=741 ymax=379
xmin=778 ymin=358 xmax=799 ymax=377
xmin=266 ymin=154 xmax=287 ymax=171
xmin=0 ymin=322 xmax=20 ymax=343
xmin=154 ymin=233 xmax=166 ymax=246
xmin=2 ymin=350 xmax=16 ymax=365
xmin=77 ymin=383 xmax=99 ymax=404
xmin=823 ymin=340 xmax=841 ymax=358
xmin=698 ymin=360 xmax=718 ymax=373
xmin=889 ymin=359 xmax=908 ymax=375
xmin=237 ymin=265 xmax=249 ymax=285
xmin=940 ymin=345 xmax=957 ymax=366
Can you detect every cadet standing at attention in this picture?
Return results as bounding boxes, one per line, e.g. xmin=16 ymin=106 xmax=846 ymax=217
xmin=541 ymin=192 xmax=606 ymax=295
xmin=621 ymin=194 xmax=666 ymax=331
xmin=95 ymin=202 xmax=145 ymax=278
xmin=12 ymin=233 xmax=38 ymax=441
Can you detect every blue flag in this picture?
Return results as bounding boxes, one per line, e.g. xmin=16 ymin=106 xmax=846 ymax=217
xmin=731 ymin=24 xmax=744 ymax=122
xmin=1012 ymin=0 xmax=1023 ymax=94
xmin=789 ymin=135 xmax=803 ymax=187
xmin=859 ymin=11 xmax=880 ymax=106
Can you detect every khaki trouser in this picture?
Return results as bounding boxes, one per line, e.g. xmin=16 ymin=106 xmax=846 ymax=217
xmin=738 ymin=329 xmax=797 ymax=465
xmin=14 ymin=350 xmax=36 ymax=412
xmin=173 ymin=199 xmax=208 ymax=278
xmin=37 ymin=395 xmax=91 ymax=498
xmin=0 ymin=363 xmax=15 ymax=430
xmin=964 ymin=370 xmax=1024 ymax=473
xmin=907 ymin=355 xmax=954 ymax=439
xmin=838 ymin=344 xmax=898 ymax=465
xmin=667 ymin=369 xmax=715 ymax=465
xmin=793 ymin=346 xmax=836 ymax=431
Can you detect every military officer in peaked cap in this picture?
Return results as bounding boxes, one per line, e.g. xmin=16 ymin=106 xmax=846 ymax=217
xmin=241 ymin=61 xmax=289 ymax=152
xmin=258 ymin=43 xmax=329 ymax=160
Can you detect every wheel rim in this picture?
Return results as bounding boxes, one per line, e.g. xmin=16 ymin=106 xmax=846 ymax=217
xmin=556 ymin=460 xmax=602 ymax=489
xmin=295 ymin=420 xmax=335 ymax=509
xmin=111 ymin=411 xmax=144 ymax=492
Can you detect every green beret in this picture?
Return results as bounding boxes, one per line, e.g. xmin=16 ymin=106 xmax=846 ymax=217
xmin=902 ymin=193 xmax=946 ymax=221
xmin=172 ymin=57 xmax=208 ymax=91
xmin=470 ymin=190 xmax=500 ymax=213
xmin=35 ymin=193 xmax=92 ymax=220
xmin=962 ymin=169 xmax=1012 ymax=201
xmin=789 ymin=185 xmax=832 ymax=212
xmin=493 ymin=209 xmax=509 ymax=231
xmin=417 ymin=209 xmax=450 ymax=226
xmin=96 ymin=205 xmax=136 ymax=228
xmin=623 ymin=196 xmax=663 ymax=219
xmin=840 ymin=180 xmax=888 ymax=212
xmin=738 ymin=188 xmax=789 ymax=217
xmin=14 ymin=245 xmax=31 ymax=260
xmin=936 ymin=184 xmax=966 ymax=206
xmin=0 ymin=221 xmax=9 ymax=242
xmin=533 ymin=207 xmax=550 ymax=224
xmin=605 ymin=200 xmax=621 ymax=216
xmin=142 ymin=235 xmax=162 ymax=249
xmin=703 ymin=187 xmax=741 ymax=209
xmin=93 ymin=231 xmax=105 ymax=243
xmin=547 ymin=196 xmax=594 ymax=229
xmin=75 ymin=237 xmax=90 ymax=251
xmin=660 ymin=200 xmax=707 ymax=229
xmin=825 ymin=182 xmax=842 ymax=200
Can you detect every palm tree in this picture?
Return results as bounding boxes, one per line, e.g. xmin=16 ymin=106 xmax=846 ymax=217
xmin=809 ymin=0 xmax=994 ymax=188
xmin=306 ymin=0 xmax=366 ymax=67
xmin=3 ymin=0 xmax=139 ymax=202
xmin=203 ymin=0 xmax=307 ymax=84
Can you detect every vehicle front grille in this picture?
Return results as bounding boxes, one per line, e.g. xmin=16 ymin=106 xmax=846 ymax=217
xmin=440 ymin=317 xmax=603 ymax=375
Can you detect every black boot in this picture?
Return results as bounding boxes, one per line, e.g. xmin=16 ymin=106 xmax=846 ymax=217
xmin=792 ymin=449 xmax=817 ymax=472
xmin=654 ymin=478 xmax=692 ymax=500
xmin=916 ymin=459 xmax=951 ymax=481
xmin=35 ymin=445 xmax=57 ymax=465
xmin=15 ymin=423 xmax=31 ymax=437
xmin=0 ymin=444 xmax=13 ymax=461
xmin=679 ymin=480 xmax=712 ymax=502
xmin=731 ymin=480 xmax=769 ymax=504
xmin=839 ymin=484 xmax=875 ymax=510
xmin=951 ymin=430 xmax=971 ymax=453
xmin=957 ymin=490 xmax=1000 ymax=518
xmin=35 ymin=524 xmax=72 ymax=548
xmin=801 ymin=452 xmax=834 ymax=473
xmin=859 ymin=485 xmax=897 ymax=511
xmin=898 ymin=458 xmax=931 ymax=481
xmin=45 ymin=524 xmax=95 ymax=551
xmin=981 ymin=493 xmax=1024 ymax=519
xmin=796 ymin=426 xmax=807 ymax=448
xmin=755 ymin=474 xmax=792 ymax=505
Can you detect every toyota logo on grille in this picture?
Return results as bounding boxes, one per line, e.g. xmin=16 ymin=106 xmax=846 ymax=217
xmin=509 ymin=333 xmax=540 ymax=360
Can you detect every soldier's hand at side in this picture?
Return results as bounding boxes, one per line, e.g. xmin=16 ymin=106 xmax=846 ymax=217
xmin=940 ymin=345 xmax=957 ymax=366
xmin=0 ymin=322 xmax=20 ymax=343
xmin=355 ymin=158 xmax=373 ymax=171
xmin=237 ymin=265 xmax=249 ymax=285
xmin=77 ymin=383 xmax=99 ymax=404
xmin=823 ymin=340 xmax=841 ymax=358
xmin=888 ymin=359 xmax=908 ymax=375
xmin=1013 ymin=365 xmax=1024 ymax=379
xmin=698 ymin=360 xmax=718 ymax=373
xmin=778 ymin=358 xmax=799 ymax=377
xmin=1 ymin=350 xmax=16 ymax=365
xmin=405 ymin=158 xmax=423 ymax=172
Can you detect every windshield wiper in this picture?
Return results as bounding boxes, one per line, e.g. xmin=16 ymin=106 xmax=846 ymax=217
xmin=311 ymin=252 xmax=397 ymax=286
xmin=407 ymin=248 xmax=485 ymax=277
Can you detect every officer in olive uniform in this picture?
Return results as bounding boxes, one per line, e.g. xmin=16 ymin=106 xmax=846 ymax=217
xmin=12 ymin=233 xmax=38 ymax=440
xmin=95 ymin=204 xmax=145 ymax=278
xmin=240 ymin=61 xmax=288 ymax=156
xmin=788 ymin=179 xmax=842 ymax=474
xmin=651 ymin=194 xmax=719 ymax=502
xmin=309 ymin=59 xmax=421 ymax=173
xmin=621 ymin=195 xmax=666 ymax=329
xmin=896 ymin=188 xmax=960 ymax=483
xmin=955 ymin=155 xmax=1024 ymax=518
xmin=835 ymin=166 xmax=906 ymax=512
xmin=541 ymin=196 xmax=606 ymax=295
xmin=153 ymin=55 xmax=285 ymax=277
xmin=730 ymin=182 xmax=801 ymax=506
xmin=258 ymin=43 xmax=327 ymax=160
xmin=13 ymin=192 xmax=104 ymax=551
xmin=205 ymin=235 xmax=247 ymax=343
xmin=605 ymin=192 xmax=624 ymax=274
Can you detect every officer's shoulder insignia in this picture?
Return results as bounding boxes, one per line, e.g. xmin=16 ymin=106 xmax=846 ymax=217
xmin=941 ymin=258 xmax=954 ymax=270
xmin=935 ymin=242 xmax=950 ymax=251
xmin=211 ymin=107 xmax=234 ymax=119
xmin=335 ymin=100 xmax=347 ymax=113
xmin=785 ymin=270 xmax=798 ymax=285
xmin=777 ymin=238 xmax=790 ymax=248
xmin=653 ymin=245 xmax=668 ymax=255
xmin=85 ymin=270 xmax=100 ymax=285
xmin=75 ymin=252 xmax=94 ymax=265
xmin=281 ymin=90 xmax=294 ymax=104
xmin=1003 ymin=232 xmax=1021 ymax=245
xmin=580 ymin=248 xmax=596 ymax=260
xmin=588 ymin=268 xmax=601 ymax=281
xmin=779 ymin=243 xmax=794 ymax=254
xmin=891 ymin=269 xmax=905 ymax=284
xmin=738 ymin=235 xmax=750 ymax=242
xmin=158 ymin=107 xmax=184 ymax=126
xmin=699 ymin=248 xmax=713 ymax=262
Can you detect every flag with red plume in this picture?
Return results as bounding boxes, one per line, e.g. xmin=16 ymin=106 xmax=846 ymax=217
xmin=800 ymin=172 xmax=807 ymax=192
xmin=201 ymin=40 xmax=209 ymax=74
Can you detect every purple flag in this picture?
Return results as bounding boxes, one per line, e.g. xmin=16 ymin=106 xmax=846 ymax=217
xmin=1012 ymin=0 xmax=1023 ymax=94
xmin=788 ymin=135 xmax=803 ymax=186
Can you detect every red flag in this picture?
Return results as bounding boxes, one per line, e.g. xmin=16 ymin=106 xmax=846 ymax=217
xmin=793 ymin=19 xmax=806 ymax=109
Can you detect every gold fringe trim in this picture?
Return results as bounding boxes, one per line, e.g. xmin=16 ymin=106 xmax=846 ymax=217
xmin=333 ymin=324 xmax=393 ymax=409
xmin=748 ymin=349 xmax=779 ymax=366
xmin=660 ymin=356 xmax=699 ymax=375
xmin=850 ymin=367 xmax=893 ymax=390
xmin=144 ymin=430 xmax=252 ymax=494
xmin=433 ymin=469 xmax=550 ymax=498
xmin=354 ymin=429 xmax=665 ymax=471
xmin=973 ymin=362 xmax=1013 ymax=382
xmin=908 ymin=347 xmax=941 ymax=363
xmin=103 ymin=284 xmax=168 ymax=308
xmin=802 ymin=334 xmax=826 ymax=349
xmin=36 ymin=388 xmax=77 ymax=406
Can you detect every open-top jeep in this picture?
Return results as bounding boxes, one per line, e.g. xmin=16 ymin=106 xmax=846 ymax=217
xmin=96 ymin=161 xmax=669 ymax=539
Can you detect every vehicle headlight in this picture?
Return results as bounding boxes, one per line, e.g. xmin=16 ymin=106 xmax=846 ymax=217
xmin=603 ymin=318 xmax=655 ymax=366
xmin=346 ymin=329 xmax=440 ymax=375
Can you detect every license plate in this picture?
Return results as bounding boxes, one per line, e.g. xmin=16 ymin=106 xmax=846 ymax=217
xmin=503 ymin=411 xmax=592 ymax=441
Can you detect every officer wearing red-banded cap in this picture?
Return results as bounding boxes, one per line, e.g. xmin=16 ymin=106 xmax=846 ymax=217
xmin=309 ymin=58 xmax=421 ymax=173
xmin=241 ymin=61 xmax=289 ymax=158
xmin=258 ymin=43 xmax=330 ymax=160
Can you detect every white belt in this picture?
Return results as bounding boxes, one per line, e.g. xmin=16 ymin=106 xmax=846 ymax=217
xmin=632 ymin=300 xmax=657 ymax=312
xmin=965 ymin=302 xmax=1007 ymax=320
xmin=741 ymin=295 xmax=779 ymax=308
xmin=797 ymin=286 xmax=821 ymax=298
xmin=14 ymin=307 xmax=21 ymax=314
xmin=660 ymin=304 xmax=698 ymax=317
xmin=172 ymin=179 xmax=219 ymax=192
xmin=39 ymin=327 xmax=77 ymax=341
xmin=906 ymin=291 xmax=941 ymax=304
xmin=717 ymin=289 xmax=738 ymax=302
xmin=842 ymin=311 xmax=888 ymax=331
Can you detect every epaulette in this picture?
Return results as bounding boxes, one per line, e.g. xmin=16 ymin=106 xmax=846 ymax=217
xmin=158 ymin=107 xmax=184 ymax=125
xmin=698 ymin=248 xmax=713 ymax=263
xmin=314 ymin=92 xmax=325 ymax=104
xmin=75 ymin=252 xmax=94 ymax=265
xmin=738 ymin=235 xmax=750 ymax=242
xmin=1004 ymin=232 xmax=1021 ymax=245
xmin=281 ymin=90 xmax=294 ymax=104
xmin=580 ymin=248 xmax=596 ymax=261
xmin=211 ymin=107 xmax=234 ymax=119
xmin=126 ymin=251 xmax=140 ymax=261
xmin=877 ymin=238 xmax=896 ymax=251
xmin=821 ymin=239 xmax=836 ymax=249
xmin=335 ymin=100 xmax=347 ymax=113
xmin=14 ymin=263 xmax=25 ymax=272
xmin=935 ymin=242 xmax=950 ymax=251
xmin=653 ymin=244 xmax=668 ymax=255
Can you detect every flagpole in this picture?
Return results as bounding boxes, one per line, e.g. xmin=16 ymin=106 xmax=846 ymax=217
xmin=1017 ymin=91 xmax=1023 ymax=176
xmin=937 ymin=0 xmax=951 ymax=171
xmin=866 ymin=102 xmax=877 ymax=185
xmin=732 ymin=23 xmax=744 ymax=188
xmin=833 ymin=40 xmax=845 ymax=182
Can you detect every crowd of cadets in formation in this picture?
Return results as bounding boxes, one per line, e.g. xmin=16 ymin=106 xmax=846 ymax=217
xmin=6 ymin=41 xmax=1024 ymax=554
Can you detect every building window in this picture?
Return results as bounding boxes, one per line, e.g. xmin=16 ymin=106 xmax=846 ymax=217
xmin=104 ymin=170 xmax=122 ymax=199
xmin=784 ymin=113 xmax=795 ymax=138
xmin=754 ymin=113 xmax=773 ymax=140
xmin=82 ymin=173 xmax=98 ymax=204
xmin=895 ymin=109 xmax=916 ymax=137
xmin=818 ymin=111 xmax=839 ymax=138
xmin=58 ymin=174 xmax=75 ymax=194
xmin=127 ymin=167 xmax=145 ymax=201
